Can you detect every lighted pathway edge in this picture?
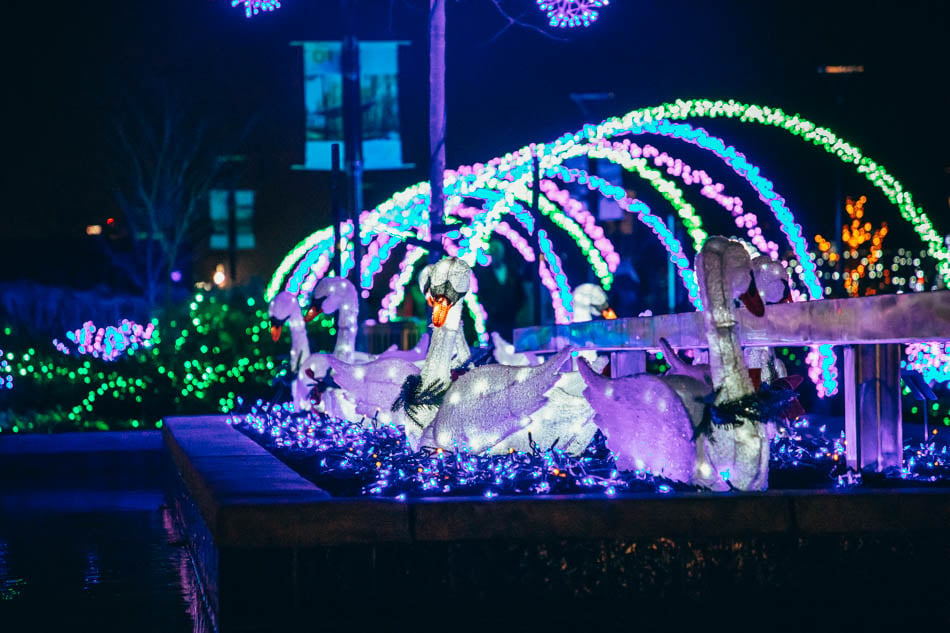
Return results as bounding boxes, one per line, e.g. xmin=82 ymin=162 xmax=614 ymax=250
xmin=163 ymin=416 xmax=950 ymax=548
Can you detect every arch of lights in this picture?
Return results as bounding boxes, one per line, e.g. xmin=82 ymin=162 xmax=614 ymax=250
xmin=268 ymin=100 xmax=943 ymax=395
xmin=598 ymin=99 xmax=949 ymax=285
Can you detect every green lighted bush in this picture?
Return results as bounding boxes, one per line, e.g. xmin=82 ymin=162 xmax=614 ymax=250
xmin=0 ymin=287 xmax=335 ymax=433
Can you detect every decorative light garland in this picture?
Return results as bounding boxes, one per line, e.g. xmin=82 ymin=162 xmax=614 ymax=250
xmin=536 ymin=0 xmax=608 ymax=28
xmin=229 ymin=404 xmax=949 ymax=497
xmin=231 ymin=0 xmax=280 ymax=19
xmin=266 ymin=100 xmax=940 ymax=400
xmin=904 ymin=342 xmax=950 ymax=386
xmin=0 ymin=348 xmax=11 ymax=391
xmin=54 ymin=319 xmax=156 ymax=362
xmin=594 ymin=99 xmax=948 ymax=287
xmin=537 ymin=229 xmax=573 ymax=322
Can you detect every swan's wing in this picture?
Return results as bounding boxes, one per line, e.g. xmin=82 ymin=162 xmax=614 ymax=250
xmin=428 ymin=348 xmax=573 ymax=451
xmin=325 ymin=356 xmax=420 ymax=414
xmin=577 ymin=360 xmax=695 ymax=480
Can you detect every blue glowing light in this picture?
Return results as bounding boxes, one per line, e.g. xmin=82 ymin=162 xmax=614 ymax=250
xmin=231 ymin=0 xmax=281 ymax=18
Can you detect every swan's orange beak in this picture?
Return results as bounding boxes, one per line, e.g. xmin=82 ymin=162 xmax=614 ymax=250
xmin=304 ymin=306 xmax=321 ymax=323
xmin=428 ymin=294 xmax=452 ymax=328
xmin=601 ymin=307 xmax=617 ymax=320
xmin=270 ymin=324 xmax=283 ymax=342
xmin=737 ymin=274 xmax=766 ymax=317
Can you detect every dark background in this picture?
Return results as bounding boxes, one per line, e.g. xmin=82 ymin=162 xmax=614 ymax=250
xmin=4 ymin=0 xmax=948 ymax=293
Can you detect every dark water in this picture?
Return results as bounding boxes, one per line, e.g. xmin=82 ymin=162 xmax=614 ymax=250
xmin=0 ymin=434 xmax=205 ymax=633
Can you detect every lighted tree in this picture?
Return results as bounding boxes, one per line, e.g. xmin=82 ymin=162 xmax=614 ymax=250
xmin=814 ymin=195 xmax=890 ymax=297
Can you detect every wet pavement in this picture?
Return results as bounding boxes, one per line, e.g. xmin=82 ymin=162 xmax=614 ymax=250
xmin=0 ymin=432 xmax=204 ymax=632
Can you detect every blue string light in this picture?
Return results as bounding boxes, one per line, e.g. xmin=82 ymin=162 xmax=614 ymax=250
xmin=231 ymin=0 xmax=281 ymax=19
xmin=229 ymin=404 xmax=950 ymax=496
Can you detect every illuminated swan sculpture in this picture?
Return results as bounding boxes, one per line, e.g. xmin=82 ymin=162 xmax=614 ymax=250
xmin=395 ymin=257 xmax=597 ymax=455
xmin=306 ymin=277 xmax=429 ymax=364
xmin=578 ymin=236 xmax=772 ymax=491
xmin=490 ymin=283 xmax=614 ymax=366
xmin=268 ymin=291 xmax=311 ymax=369
xmin=294 ymin=276 xmax=426 ymax=419
xmin=490 ymin=331 xmax=542 ymax=366
xmin=268 ymin=291 xmax=314 ymax=408
xmin=659 ymin=252 xmax=791 ymax=388
xmin=571 ymin=283 xmax=617 ymax=322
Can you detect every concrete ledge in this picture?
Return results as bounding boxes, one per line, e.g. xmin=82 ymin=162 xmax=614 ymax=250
xmin=164 ymin=415 xmax=950 ymax=632
xmin=163 ymin=416 xmax=410 ymax=547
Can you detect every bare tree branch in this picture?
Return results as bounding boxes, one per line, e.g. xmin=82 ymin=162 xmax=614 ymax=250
xmin=104 ymin=87 xmax=243 ymax=310
xmin=483 ymin=0 xmax=567 ymax=45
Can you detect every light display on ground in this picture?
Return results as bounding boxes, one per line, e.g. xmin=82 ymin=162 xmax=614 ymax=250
xmin=0 ymin=292 xmax=280 ymax=433
xmin=228 ymin=401 xmax=949 ymax=497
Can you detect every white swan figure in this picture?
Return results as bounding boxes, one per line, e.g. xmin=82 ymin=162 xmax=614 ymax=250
xmin=307 ymin=276 xmax=431 ymax=365
xmin=268 ymin=291 xmax=311 ymax=369
xmin=307 ymin=277 xmax=389 ymax=364
xmin=268 ymin=291 xmax=314 ymax=408
xmin=395 ymin=257 xmax=598 ymax=455
xmin=293 ymin=276 xmax=427 ymax=421
xmin=571 ymin=282 xmax=617 ymax=322
xmin=390 ymin=257 xmax=474 ymax=446
xmin=578 ymin=236 xmax=773 ymax=491
xmin=490 ymin=331 xmax=542 ymax=366
xmin=659 ymin=252 xmax=791 ymax=388
xmin=745 ymin=255 xmax=790 ymax=386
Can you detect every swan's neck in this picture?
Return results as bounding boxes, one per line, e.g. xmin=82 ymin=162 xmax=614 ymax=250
xmin=420 ymin=302 xmax=464 ymax=388
xmin=698 ymin=258 xmax=754 ymax=405
xmin=286 ymin=313 xmax=311 ymax=371
xmin=572 ymin=302 xmax=592 ymax=323
xmin=331 ymin=283 xmax=360 ymax=360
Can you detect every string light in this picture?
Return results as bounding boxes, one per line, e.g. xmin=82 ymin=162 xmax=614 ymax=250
xmin=228 ymin=404 xmax=949 ymax=496
xmin=231 ymin=0 xmax=280 ymax=19
xmin=536 ymin=1 xmax=609 ymax=28
xmin=595 ymin=99 xmax=948 ymax=287
xmin=53 ymin=319 xmax=156 ymax=362
xmin=904 ymin=342 xmax=950 ymax=386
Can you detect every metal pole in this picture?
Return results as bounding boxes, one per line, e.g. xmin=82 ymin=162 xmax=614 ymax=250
xmin=341 ymin=2 xmax=363 ymax=282
xmin=341 ymin=0 xmax=364 ymax=349
xmin=330 ymin=143 xmax=343 ymax=277
xmin=531 ymin=154 xmax=542 ymax=325
xmin=428 ymin=0 xmax=446 ymax=264
xmin=227 ymin=189 xmax=237 ymax=287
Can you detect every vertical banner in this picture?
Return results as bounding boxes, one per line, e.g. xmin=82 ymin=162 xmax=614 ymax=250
xmin=301 ymin=41 xmax=409 ymax=170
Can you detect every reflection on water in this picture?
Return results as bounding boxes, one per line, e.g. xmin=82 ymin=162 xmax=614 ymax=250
xmin=0 ymin=449 xmax=208 ymax=633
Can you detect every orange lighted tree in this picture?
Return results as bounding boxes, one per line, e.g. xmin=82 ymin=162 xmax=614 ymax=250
xmin=815 ymin=195 xmax=889 ymax=297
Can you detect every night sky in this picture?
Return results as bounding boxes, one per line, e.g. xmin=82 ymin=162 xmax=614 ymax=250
xmin=5 ymin=0 xmax=949 ymax=287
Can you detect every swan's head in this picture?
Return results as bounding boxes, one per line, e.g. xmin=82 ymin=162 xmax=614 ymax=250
xmin=305 ymin=277 xmax=354 ymax=322
xmin=267 ymin=291 xmax=302 ymax=342
xmin=571 ymin=283 xmax=617 ymax=322
xmin=418 ymin=257 xmax=472 ymax=328
xmin=750 ymin=256 xmax=792 ymax=305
